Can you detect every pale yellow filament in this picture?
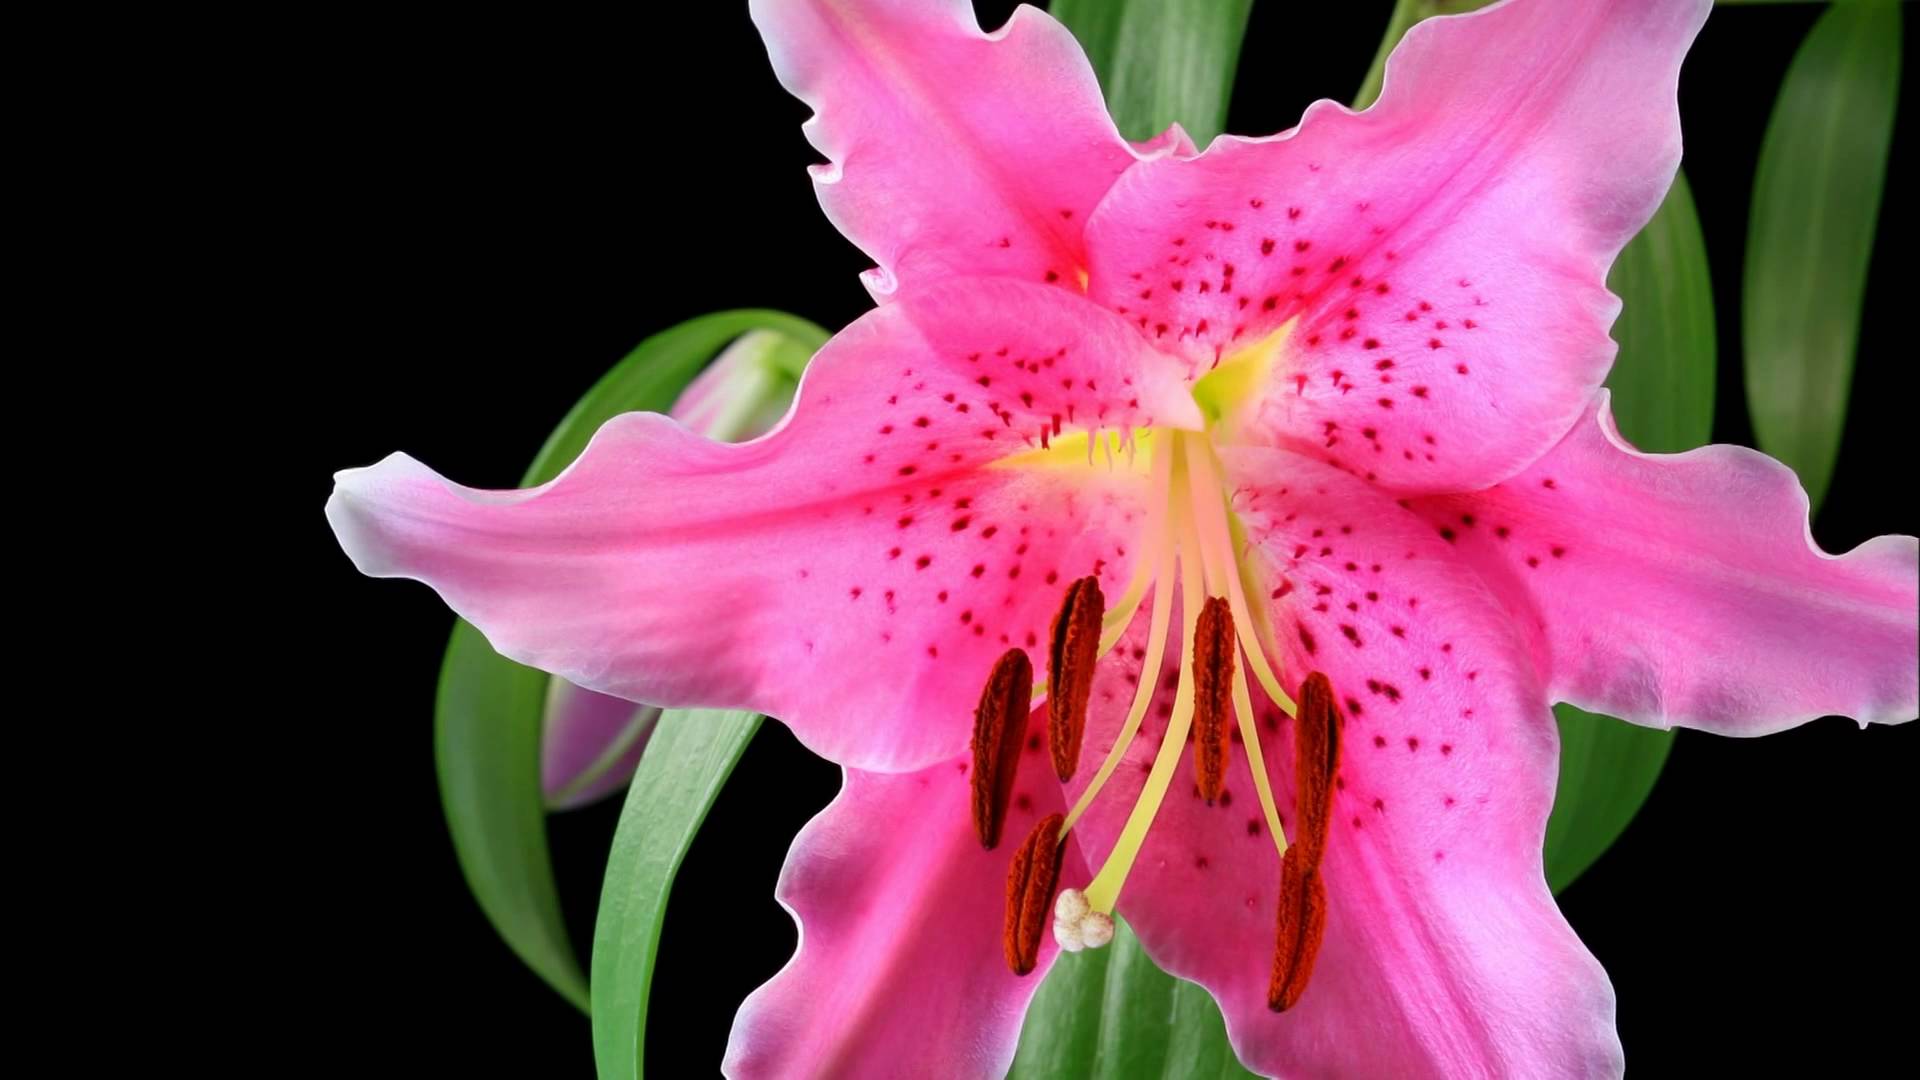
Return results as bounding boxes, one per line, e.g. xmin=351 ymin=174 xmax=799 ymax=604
xmin=1082 ymin=465 xmax=1207 ymax=915
xmin=1061 ymin=439 xmax=1183 ymax=835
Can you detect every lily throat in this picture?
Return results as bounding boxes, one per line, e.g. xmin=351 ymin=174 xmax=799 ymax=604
xmin=969 ymin=428 xmax=1343 ymax=1009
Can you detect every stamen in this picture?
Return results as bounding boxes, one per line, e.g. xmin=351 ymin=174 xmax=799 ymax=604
xmin=1081 ymin=494 xmax=1207 ymax=915
xmin=1004 ymin=812 xmax=1066 ymax=975
xmin=1191 ymin=595 xmax=1235 ymax=803
xmin=969 ymin=648 xmax=1034 ymax=849
xmin=1060 ymin=485 xmax=1181 ymax=834
xmin=1047 ymin=575 xmax=1105 ymax=781
xmin=1268 ymin=845 xmax=1328 ymax=1012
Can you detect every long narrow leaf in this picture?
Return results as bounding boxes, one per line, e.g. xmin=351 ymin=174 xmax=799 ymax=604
xmin=434 ymin=311 xmax=826 ymax=1010
xmin=591 ymin=710 xmax=763 ymax=1079
xmin=1050 ymin=0 xmax=1252 ymax=144
xmin=1743 ymin=0 xmax=1900 ymax=512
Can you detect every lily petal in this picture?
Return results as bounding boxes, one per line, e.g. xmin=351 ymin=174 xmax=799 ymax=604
xmin=1410 ymin=392 xmax=1918 ymax=735
xmin=1066 ymin=448 xmax=1619 ymax=1077
xmin=328 ymin=280 xmax=1199 ymax=772
xmin=1083 ymin=0 xmax=1710 ymax=491
xmin=750 ymin=0 xmax=1150 ymax=301
xmin=725 ymin=708 xmax=1082 ymax=1079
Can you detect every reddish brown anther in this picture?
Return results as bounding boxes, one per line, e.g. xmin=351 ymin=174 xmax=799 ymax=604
xmin=1004 ymin=812 xmax=1066 ymax=975
xmin=1268 ymin=845 xmax=1329 ymax=1012
xmin=1191 ymin=595 xmax=1236 ymax=803
xmin=1293 ymin=671 xmax=1343 ymax=866
xmin=1047 ymin=576 xmax=1105 ymax=781
xmin=970 ymin=649 xmax=1035 ymax=849
xmin=1268 ymin=671 xmax=1343 ymax=1010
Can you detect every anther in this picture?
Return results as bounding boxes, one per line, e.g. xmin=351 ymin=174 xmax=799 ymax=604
xmin=1268 ymin=671 xmax=1343 ymax=1010
xmin=1294 ymin=672 xmax=1342 ymax=865
xmin=1191 ymin=596 xmax=1235 ymax=803
xmin=970 ymin=649 xmax=1034 ymax=849
xmin=1047 ymin=576 xmax=1105 ymax=781
xmin=1005 ymin=812 xmax=1066 ymax=975
xmin=1268 ymin=845 xmax=1328 ymax=1011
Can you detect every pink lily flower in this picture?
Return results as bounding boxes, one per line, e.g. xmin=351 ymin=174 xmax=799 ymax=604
xmin=327 ymin=0 xmax=1919 ymax=1076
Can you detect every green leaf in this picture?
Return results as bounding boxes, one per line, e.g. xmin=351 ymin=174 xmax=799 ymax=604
xmin=1010 ymin=918 xmax=1256 ymax=1080
xmin=1606 ymin=170 xmax=1717 ymax=454
xmin=1543 ymin=706 xmax=1676 ymax=892
xmin=433 ymin=310 xmax=827 ymax=1011
xmin=1050 ymin=0 xmax=1253 ymax=145
xmin=591 ymin=709 xmax=762 ymax=1079
xmin=435 ymin=626 xmax=588 ymax=1008
xmin=1743 ymin=0 xmax=1901 ymax=512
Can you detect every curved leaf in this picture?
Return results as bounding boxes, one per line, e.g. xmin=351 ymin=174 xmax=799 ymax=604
xmin=590 ymin=709 xmax=762 ymax=1079
xmin=434 ymin=310 xmax=827 ymax=1010
xmin=1743 ymin=0 xmax=1901 ymax=512
xmin=1050 ymin=0 xmax=1253 ymax=145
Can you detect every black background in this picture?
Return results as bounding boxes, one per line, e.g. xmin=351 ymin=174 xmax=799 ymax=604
xmin=287 ymin=2 xmax=1917 ymax=1076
